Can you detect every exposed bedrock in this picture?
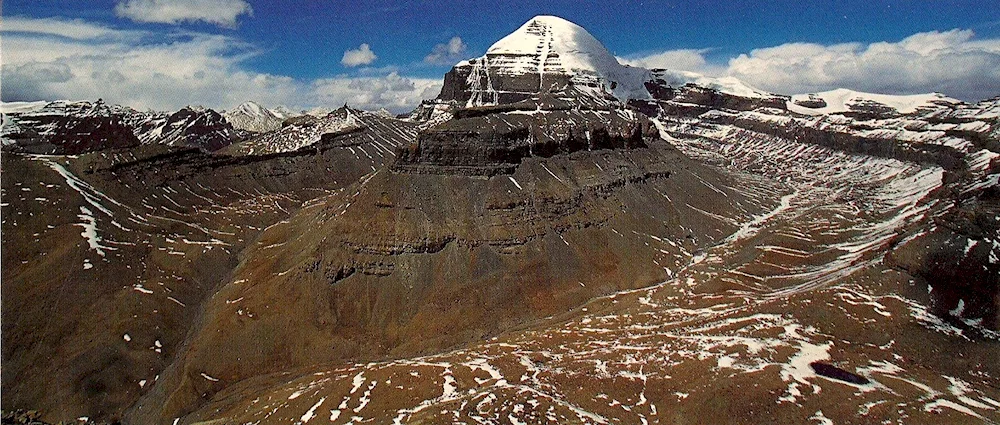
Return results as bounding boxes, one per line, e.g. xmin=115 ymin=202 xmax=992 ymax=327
xmin=887 ymin=161 xmax=1000 ymax=332
xmin=1 ymin=128 xmax=406 ymax=423
xmin=134 ymin=140 xmax=776 ymax=423
xmin=395 ymin=99 xmax=656 ymax=176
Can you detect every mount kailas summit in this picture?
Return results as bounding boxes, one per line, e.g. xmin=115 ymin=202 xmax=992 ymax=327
xmin=2 ymin=15 xmax=998 ymax=425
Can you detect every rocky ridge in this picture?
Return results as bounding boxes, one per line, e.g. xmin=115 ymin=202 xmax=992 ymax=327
xmin=1 ymin=100 xmax=249 ymax=154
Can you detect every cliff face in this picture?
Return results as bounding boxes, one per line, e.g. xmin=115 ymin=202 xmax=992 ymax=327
xmin=395 ymin=98 xmax=653 ymax=175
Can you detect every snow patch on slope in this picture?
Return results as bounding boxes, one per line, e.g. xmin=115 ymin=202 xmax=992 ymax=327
xmin=788 ymin=88 xmax=961 ymax=115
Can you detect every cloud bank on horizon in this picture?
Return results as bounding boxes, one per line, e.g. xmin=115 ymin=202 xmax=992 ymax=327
xmin=1 ymin=15 xmax=440 ymax=114
xmin=2 ymin=4 xmax=999 ymax=113
xmin=624 ymin=29 xmax=1000 ymax=102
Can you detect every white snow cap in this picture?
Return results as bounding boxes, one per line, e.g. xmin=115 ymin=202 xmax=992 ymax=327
xmin=232 ymin=101 xmax=269 ymax=115
xmin=487 ymin=15 xmax=621 ymax=72
xmin=223 ymin=100 xmax=284 ymax=133
xmin=484 ymin=15 xmax=651 ymax=102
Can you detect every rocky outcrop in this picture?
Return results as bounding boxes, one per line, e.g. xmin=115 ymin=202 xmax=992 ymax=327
xmin=1 ymin=100 xmax=143 ymax=154
xmin=644 ymin=80 xmax=789 ymax=113
xmin=395 ymin=98 xmax=654 ymax=175
xmin=793 ymin=94 xmax=827 ymax=109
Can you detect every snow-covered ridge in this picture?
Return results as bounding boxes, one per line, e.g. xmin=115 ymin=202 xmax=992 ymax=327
xmin=1 ymin=101 xmax=55 ymax=115
xmin=788 ymin=89 xmax=962 ymax=116
xmin=2 ymin=99 xmax=143 ymax=118
xmin=649 ymin=69 xmax=777 ymax=99
xmin=1 ymin=99 xmax=249 ymax=153
xmin=224 ymin=107 xmax=416 ymax=156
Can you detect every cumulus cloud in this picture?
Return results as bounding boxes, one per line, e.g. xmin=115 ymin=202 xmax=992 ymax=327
xmin=626 ymin=29 xmax=1000 ymax=101
xmin=620 ymin=48 xmax=711 ymax=72
xmin=342 ymin=44 xmax=377 ymax=67
xmin=115 ymin=0 xmax=252 ymax=27
xmin=313 ymin=72 xmax=441 ymax=111
xmin=424 ymin=36 xmax=468 ymax=65
xmin=726 ymin=29 xmax=1000 ymax=100
xmin=0 ymin=17 xmax=437 ymax=114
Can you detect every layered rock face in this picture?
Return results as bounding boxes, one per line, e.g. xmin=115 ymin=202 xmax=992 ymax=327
xmin=142 ymin=141 xmax=771 ymax=423
xmin=395 ymin=97 xmax=654 ymax=175
xmin=655 ymin=89 xmax=1000 ymax=331
xmin=125 ymin=20 xmax=779 ymax=422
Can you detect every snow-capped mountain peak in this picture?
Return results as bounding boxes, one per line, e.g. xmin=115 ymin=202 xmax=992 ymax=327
xmin=233 ymin=101 xmax=270 ymax=116
xmin=439 ymin=15 xmax=787 ymax=108
xmin=486 ymin=15 xmax=623 ymax=74
xmin=459 ymin=15 xmax=650 ymax=105
xmin=223 ymin=101 xmax=284 ymax=133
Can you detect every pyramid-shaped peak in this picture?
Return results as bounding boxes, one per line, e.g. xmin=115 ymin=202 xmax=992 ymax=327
xmin=436 ymin=15 xmax=652 ymax=107
xmin=236 ymin=101 xmax=266 ymax=112
xmin=487 ymin=15 xmax=620 ymax=72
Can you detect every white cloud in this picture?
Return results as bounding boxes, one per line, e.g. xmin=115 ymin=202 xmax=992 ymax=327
xmin=313 ymin=72 xmax=441 ymax=111
xmin=726 ymin=29 xmax=1000 ymax=100
xmin=2 ymin=16 xmax=122 ymax=40
xmin=424 ymin=36 xmax=468 ymax=65
xmin=342 ymin=44 xmax=377 ymax=67
xmin=627 ymin=29 xmax=1000 ymax=101
xmin=0 ymin=17 xmax=438 ymax=114
xmin=620 ymin=48 xmax=710 ymax=72
xmin=115 ymin=0 xmax=252 ymax=27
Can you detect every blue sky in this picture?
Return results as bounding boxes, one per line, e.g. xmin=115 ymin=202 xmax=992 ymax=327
xmin=4 ymin=0 xmax=1000 ymax=112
